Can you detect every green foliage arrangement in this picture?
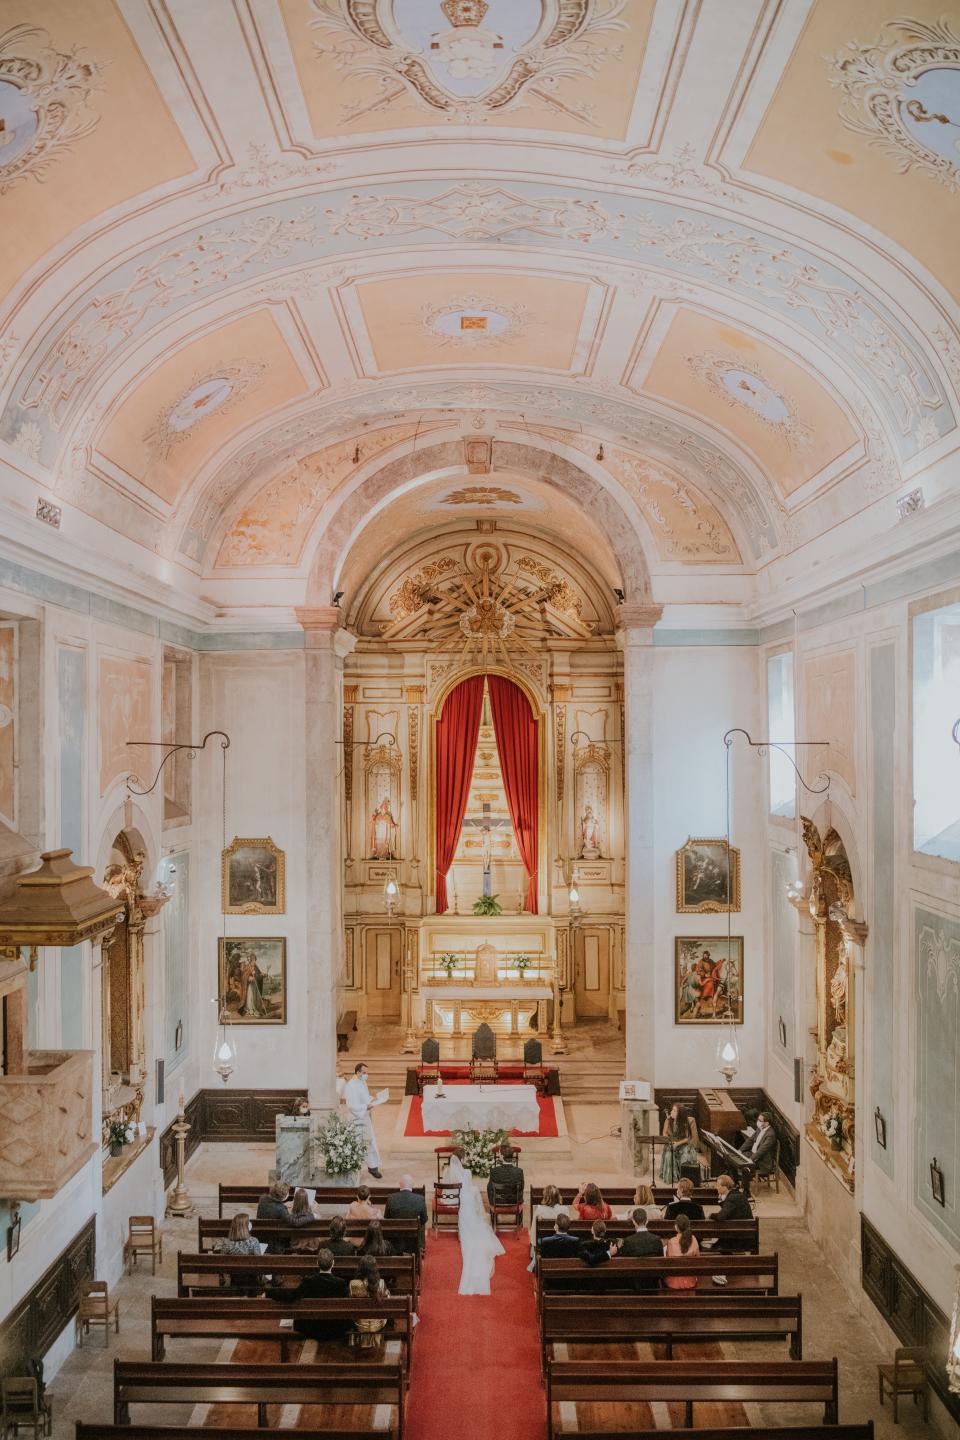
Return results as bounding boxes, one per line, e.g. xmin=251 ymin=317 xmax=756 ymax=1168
xmin=472 ymin=894 xmax=503 ymax=916
xmin=450 ymin=1126 xmax=510 ymax=1177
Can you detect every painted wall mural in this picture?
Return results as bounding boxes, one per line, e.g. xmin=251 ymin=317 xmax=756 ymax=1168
xmin=914 ymin=907 xmax=960 ymax=1249
xmin=869 ymin=643 xmax=896 ymax=1179
xmin=98 ymin=654 xmax=152 ymax=796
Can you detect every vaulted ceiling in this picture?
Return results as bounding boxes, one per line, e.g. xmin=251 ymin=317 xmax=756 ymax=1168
xmin=0 ymin=0 xmax=957 ymax=623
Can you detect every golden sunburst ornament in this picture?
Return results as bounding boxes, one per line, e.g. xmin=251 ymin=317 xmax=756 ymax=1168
xmin=379 ymin=548 xmax=593 ymax=669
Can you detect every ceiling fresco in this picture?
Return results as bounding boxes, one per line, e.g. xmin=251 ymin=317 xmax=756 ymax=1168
xmin=0 ymin=0 xmax=955 ymax=622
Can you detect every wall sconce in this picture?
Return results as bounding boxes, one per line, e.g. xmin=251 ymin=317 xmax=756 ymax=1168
xmin=930 ymin=1157 xmax=946 ymax=1207
xmin=384 ymin=877 xmax=399 ymax=917
xmin=874 ymin=1106 xmax=887 ymax=1149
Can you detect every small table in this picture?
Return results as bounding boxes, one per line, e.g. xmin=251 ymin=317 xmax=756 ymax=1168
xmin=421 ymin=1083 xmax=540 ymax=1134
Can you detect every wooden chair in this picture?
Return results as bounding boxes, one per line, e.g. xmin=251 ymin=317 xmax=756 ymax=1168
xmin=125 ymin=1215 xmax=162 ymax=1275
xmin=752 ymin=1137 xmax=781 ymax=1194
xmin=878 ymin=1346 xmax=929 ymax=1423
xmin=418 ymin=1038 xmax=440 ymax=1092
xmin=434 ymin=1144 xmax=462 ymax=1183
xmin=432 ymin=1180 xmax=462 ymax=1232
xmin=489 ymin=1180 xmax=523 ymax=1232
xmin=523 ymin=1037 xmax=548 ymax=1092
xmin=1 ymin=1378 xmax=46 ymax=1440
xmin=76 ymin=1280 xmax=121 ymax=1347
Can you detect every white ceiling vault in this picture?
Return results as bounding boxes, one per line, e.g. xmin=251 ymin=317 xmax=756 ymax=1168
xmin=0 ymin=0 xmax=957 ymax=627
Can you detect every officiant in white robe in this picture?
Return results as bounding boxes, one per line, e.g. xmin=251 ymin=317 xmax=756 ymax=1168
xmin=343 ymin=1064 xmax=382 ymax=1176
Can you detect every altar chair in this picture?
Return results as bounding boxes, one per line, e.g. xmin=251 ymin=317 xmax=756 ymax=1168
xmin=432 ymin=1181 xmax=462 ymax=1233
xmin=435 ymin=1144 xmax=463 ymax=1183
xmin=878 ymin=1347 xmax=929 ymax=1423
xmin=488 ymin=1180 xmax=524 ymax=1232
xmin=523 ymin=1037 xmax=548 ymax=1092
xmin=470 ymin=1023 xmax=498 ymax=1082
xmin=418 ymin=1038 xmax=440 ymax=1093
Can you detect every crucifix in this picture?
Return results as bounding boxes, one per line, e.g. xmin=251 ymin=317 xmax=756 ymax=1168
xmin=461 ymin=802 xmax=511 ymax=897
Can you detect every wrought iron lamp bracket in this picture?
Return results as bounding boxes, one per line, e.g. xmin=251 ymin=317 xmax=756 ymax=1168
xmin=722 ymin=727 xmax=832 ymax=796
xmin=125 ymin=731 xmax=231 ymax=796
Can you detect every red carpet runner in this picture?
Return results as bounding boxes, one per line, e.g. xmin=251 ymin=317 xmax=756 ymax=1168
xmin=406 ymin=1229 xmax=546 ymax=1440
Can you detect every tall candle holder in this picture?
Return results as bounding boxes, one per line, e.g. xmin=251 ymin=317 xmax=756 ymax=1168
xmin=166 ymin=1102 xmax=193 ymax=1217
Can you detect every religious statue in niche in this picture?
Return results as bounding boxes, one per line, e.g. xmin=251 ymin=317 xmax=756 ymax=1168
xmin=579 ymin=804 xmax=601 ymax=859
xmin=369 ymin=797 xmax=398 ymax=859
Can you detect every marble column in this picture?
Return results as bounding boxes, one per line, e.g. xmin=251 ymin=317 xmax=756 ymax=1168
xmin=296 ymin=608 xmax=357 ymax=1112
xmin=617 ymin=604 xmax=662 ymax=1082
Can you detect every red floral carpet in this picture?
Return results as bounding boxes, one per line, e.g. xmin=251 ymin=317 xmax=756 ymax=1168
xmin=406 ymin=1229 xmax=545 ymax=1440
xmin=404 ymin=1091 xmax=559 ymax=1138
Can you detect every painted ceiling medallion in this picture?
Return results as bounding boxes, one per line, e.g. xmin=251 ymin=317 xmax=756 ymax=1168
xmin=831 ymin=18 xmax=960 ymax=192
xmin=311 ymin=0 xmax=626 ymax=123
xmin=685 ymin=353 xmax=813 ymax=452
xmin=441 ymin=485 xmax=522 ymax=505
xmin=421 ymin=294 xmax=526 ymax=346
xmin=144 ymin=361 xmax=266 ymax=459
xmin=0 ymin=25 xmax=102 ymax=194
xmin=380 ymin=547 xmax=593 ymax=665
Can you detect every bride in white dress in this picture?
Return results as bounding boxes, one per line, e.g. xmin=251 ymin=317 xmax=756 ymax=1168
xmin=445 ymin=1154 xmax=505 ymax=1295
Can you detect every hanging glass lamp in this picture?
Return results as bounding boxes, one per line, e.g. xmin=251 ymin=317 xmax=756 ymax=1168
xmin=212 ymin=998 xmax=236 ymax=1083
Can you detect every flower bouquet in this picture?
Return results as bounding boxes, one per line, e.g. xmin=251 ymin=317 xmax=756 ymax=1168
xmin=438 ymin=951 xmax=460 ymax=977
xmin=315 ymin=1112 xmax=368 ymax=1179
xmin=451 ymin=1125 xmax=510 ymax=1177
xmin=821 ymin=1110 xmax=844 ymax=1151
xmin=108 ymin=1120 xmax=134 ymax=1157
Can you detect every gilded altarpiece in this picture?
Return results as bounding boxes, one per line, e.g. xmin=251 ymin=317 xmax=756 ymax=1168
xmin=801 ymin=819 xmax=864 ymax=1192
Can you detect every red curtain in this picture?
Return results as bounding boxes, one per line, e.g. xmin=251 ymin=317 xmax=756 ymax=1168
xmin=434 ymin=676 xmax=485 ymax=914
xmin=488 ymin=675 xmax=539 ymax=914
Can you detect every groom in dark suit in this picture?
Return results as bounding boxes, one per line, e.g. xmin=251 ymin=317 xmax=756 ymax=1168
xmin=486 ymin=1145 xmax=524 ymax=1205
xmin=384 ymin=1174 xmax=427 ymax=1252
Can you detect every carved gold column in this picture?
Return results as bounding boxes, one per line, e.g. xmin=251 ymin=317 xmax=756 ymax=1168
xmin=401 ymin=927 xmax=418 ymax=1053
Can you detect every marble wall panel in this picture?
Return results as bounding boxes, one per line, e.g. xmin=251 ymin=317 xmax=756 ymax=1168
xmin=163 ymin=853 xmax=190 ymax=1073
xmin=869 ymin=643 xmax=896 ymax=1178
xmin=914 ymin=907 xmax=960 ymax=1249
xmin=801 ymin=648 xmax=857 ymax=795
xmin=770 ymin=848 xmax=796 ymax=1062
xmin=98 ymin=654 xmax=152 ymax=796
xmin=0 ymin=624 xmax=15 ymax=828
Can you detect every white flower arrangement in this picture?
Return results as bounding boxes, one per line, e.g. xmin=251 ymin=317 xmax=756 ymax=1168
xmin=821 ymin=1111 xmax=843 ymax=1142
xmin=451 ymin=1126 xmax=509 ymax=1177
xmin=315 ymin=1113 xmax=367 ymax=1176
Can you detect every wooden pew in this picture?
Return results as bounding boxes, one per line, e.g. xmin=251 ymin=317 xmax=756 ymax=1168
xmin=536 ymin=1253 xmax=779 ymax=1300
xmin=198 ymin=1216 xmax=422 ymax=1254
xmin=177 ymin=1251 xmax=417 ymax=1300
xmin=569 ymin=1427 xmax=872 ymax=1440
xmin=534 ymin=1217 xmax=759 ymax=1253
xmin=530 ymin=1184 xmax=721 ymax=1221
xmin=539 ymin=1293 xmax=803 ymax=1373
xmin=218 ymin=1183 xmax=426 ymax=1217
xmin=80 ymin=1427 xmax=398 ymax=1440
xmin=150 ymin=1293 xmax=414 ymax=1372
xmin=113 ymin=1360 xmax=405 ymax=1438
xmin=544 ymin=1358 xmax=839 ymax=1437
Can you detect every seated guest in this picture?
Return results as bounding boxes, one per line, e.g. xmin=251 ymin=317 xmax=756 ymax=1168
xmin=276 ymin=1248 xmax=350 ymax=1340
xmin=256 ymin=1180 xmax=291 ymax=1220
xmin=528 ymin=1184 xmax=570 ymax=1271
xmin=288 ymin=1188 xmax=321 ymax=1252
xmin=358 ymin=1217 xmax=393 ymax=1256
xmin=349 ymin=1257 xmax=390 ymax=1349
xmin=617 ymin=1183 xmax=661 ymax=1219
xmin=664 ymin=1214 xmax=699 ymax=1290
xmin=611 ymin=1207 xmax=665 ymax=1291
xmin=663 ymin=1177 xmax=705 ymax=1221
xmin=215 ymin=1212 xmax=261 ymax=1291
xmin=578 ymin=1219 xmax=612 ymax=1268
xmin=712 ymin=1172 xmax=753 ymax=1254
xmin=326 ymin=1214 xmax=359 ymax=1256
xmin=738 ymin=1110 xmax=777 ymax=1176
xmin=486 ymin=1144 xmax=524 ymax=1206
xmin=538 ymin=1212 xmax=581 ymax=1260
xmin=345 ymin=1185 xmax=381 ymax=1220
xmin=573 ymin=1182 xmax=613 ymax=1222
xmin=384 ymin=1174 xmax=427 ymax=1252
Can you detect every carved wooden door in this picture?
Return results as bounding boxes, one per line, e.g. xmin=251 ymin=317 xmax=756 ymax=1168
xmin=365 ymin=929 xmax=401 ymax=1019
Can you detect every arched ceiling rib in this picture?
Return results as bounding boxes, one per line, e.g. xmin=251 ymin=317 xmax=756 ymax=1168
xmin=0 ymin=0 xmax=957 ymax=618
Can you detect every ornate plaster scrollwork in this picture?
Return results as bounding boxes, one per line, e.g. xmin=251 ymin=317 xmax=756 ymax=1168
xmin=0 ymin=25 xmax=103 ymax=195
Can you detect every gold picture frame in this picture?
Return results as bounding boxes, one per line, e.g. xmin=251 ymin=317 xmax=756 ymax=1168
xmin=675 ymin=838 xmax=741 ymax=913
xmin=221 ymin=836 xmax=286 ymax=915
xmin=218 ymin=937 xmax=287 ymax=1024
xmin=675 ymin=936 xmax=744 ymax=1024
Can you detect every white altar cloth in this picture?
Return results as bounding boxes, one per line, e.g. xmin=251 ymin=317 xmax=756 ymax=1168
xmin=421 ymin=1083 xmax=540 ymax=1134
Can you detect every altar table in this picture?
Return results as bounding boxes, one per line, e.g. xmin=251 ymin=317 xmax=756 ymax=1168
xmin=420 ymin=1083 xmax=540 ymax=1134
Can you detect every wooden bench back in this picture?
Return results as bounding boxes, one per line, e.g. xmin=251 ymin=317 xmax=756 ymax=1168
xmin=530 ymin=1185 xmax=720 ymax=1215
xmin=217 ymin=1183 xmax=424 ymax=1216
xmin=534 ymin=1217 xmax=759 ymax=1251
xmin=536 ymin=1252 xmax=779 ymax=1296
xmin=540 ymin=1293 xmax=802 ymax=1361
xmin=150 ymin=1294 xmax=414 ymax=1362
xmin=81 ymin=1427 xmax=396 ymax=1440
xmin=566 ymin=1427 xmax=871 ymax=1440
xmin=545 ymin=1358 xmax=838 ymax=1437
xmin=198 ymin=1216 xmax=421 ymax=1252
xmin=176 ymin=1251 xmax=417 ymax=1297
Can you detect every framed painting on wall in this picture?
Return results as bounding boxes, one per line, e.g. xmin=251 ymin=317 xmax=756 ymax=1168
xmin=218 ymin=937 xmax=287 ymax=1024
xmin=222 ymin=836 xmax=285 ymax=914
xmin=675 ymin=936 xmax=744 ymax=1024
xmin=675 ymin=838 xmax=741 ymax=913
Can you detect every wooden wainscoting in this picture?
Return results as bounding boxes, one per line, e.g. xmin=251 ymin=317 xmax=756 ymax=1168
xmin=160 ymin=1089 xmax=307 ymax=1188
xmin=0 ymin=1215 xmax=95 ymax=1375
xmin=861 ymin=1213 xmax=959 ymax=1423
xmin=653 ymin=1086 xmax=800 ymax=1187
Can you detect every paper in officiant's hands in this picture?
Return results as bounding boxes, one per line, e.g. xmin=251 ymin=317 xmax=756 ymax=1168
xmin=370 ymin=1088 xmax=389 ymax=1107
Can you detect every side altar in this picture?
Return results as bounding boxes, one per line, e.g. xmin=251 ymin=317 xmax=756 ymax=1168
xmin=411 ymin=916 xmax=559 ymax=1039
